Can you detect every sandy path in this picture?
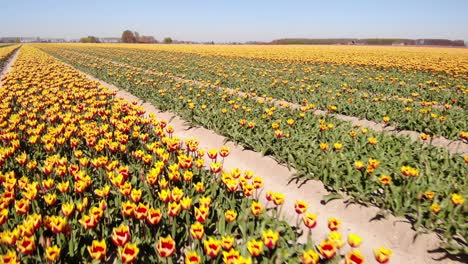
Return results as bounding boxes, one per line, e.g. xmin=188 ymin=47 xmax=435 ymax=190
xmin=55 ymin=58 xmax=465 ymax=264
xmin=58 ymin=50 xmax=468 ymax=156
xmin=0 ymin=47 xmax=20 ymax=87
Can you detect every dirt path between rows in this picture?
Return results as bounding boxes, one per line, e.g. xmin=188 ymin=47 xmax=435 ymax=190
xmin=54 ymin=56 xmax=465 ymax=264
xmin=60 ymin=49 xmax=468 ymax=156
xmin=0 ymin=48 xmax=20 ymax=87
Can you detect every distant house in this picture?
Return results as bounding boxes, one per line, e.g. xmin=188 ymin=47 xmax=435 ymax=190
xmin=100 ymin=38 xmax=121 ymax=43
xmin=19 ymin=37 xmax=38 ymax=43
xmin=49 ymin=38 xmax=66 ymax=43
xmin=0 ymin=37 xmax=17 ymax=43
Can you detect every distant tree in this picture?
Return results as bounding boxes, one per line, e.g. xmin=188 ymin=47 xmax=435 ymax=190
xmin=121 ymin=30 xmax=136 ymax=43
xmin=79 ymin=36 xmax=100 ymax=43
xmin=137 ymin=36 xmax=157 ymax=43
xmin=15 ymin=37 xmax=21 ymax=43
xmin=163 ymin=37 xmax=173 ymax=44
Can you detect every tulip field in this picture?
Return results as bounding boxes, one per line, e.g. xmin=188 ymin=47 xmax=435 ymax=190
xmin=0 ymin=44 xmax=466 ymax=263
xmin=0 ymin=45 xmax=19 ymax=68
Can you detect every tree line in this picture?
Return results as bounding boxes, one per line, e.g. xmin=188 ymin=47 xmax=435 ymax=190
xmin=271 ymin=38 xmax=466 ymax=46
xmin=79 ymin=30 xmax=172 ymax=43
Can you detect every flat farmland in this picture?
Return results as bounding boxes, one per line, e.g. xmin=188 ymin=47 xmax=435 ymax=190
xmin=0 ymin=44 xmax=466 ymax=263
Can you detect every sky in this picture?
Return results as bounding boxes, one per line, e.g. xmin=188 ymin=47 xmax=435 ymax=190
xmin=1 ymin=0 xmax=467 ymax=42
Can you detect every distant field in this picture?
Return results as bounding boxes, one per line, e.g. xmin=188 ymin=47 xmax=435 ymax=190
xmin=92 ymin=43 xmax=468 ymax=76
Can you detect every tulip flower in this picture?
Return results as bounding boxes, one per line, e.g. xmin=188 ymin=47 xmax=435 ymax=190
xmin=203 ymin=237 xmax=221 ymax=259
xmin=180 ymin=197 xmax=192 ymax=210
xmin=348 ymin=233 xmax=363 ymax=248
xmin=130 ymin=188 xmax=142 ymax=202
xmin=374 ymin=247 xmax=392 ymax=263
xmin=354 ymin=161 xmax=364 ymax=170
xmin=45 ymin=245 xmax=61 ymax=262
xmin=272 ymin=192 xmax=285 ymax=206
xmin=185 ymin=251 xmax=201 ymax=264
xmin=333 ymin=142 xmax=343 ymax=150
xmin=294 ymin=200 xmax=308 ymax=214
xmin=319 ymin=143 xmax=329 ymax=151
xmin=57 ymin=181 xmax=70 ymax=193
xmin=210 ymin=162 xmax=222 ymax=173
xmin=79 ymin=214 xmax=98 ymax=230
xmin=190 ymin=221 xmax=205 ymax=240
xmin=158 ymin=189 xmax=171 ymax=202
xmin=15 ymin=198 xmax=30 ymax=215
xmin=222 ymin=248 xmax=242 ymax=264
xmin=199 ymin=196 xmax=212 ymax=207
xmin=16 ymin=236 xmax=36 ymax=255
xmin=194 ymin=205 xmax=209 ymax=223
xmin=1 ymin=230 xmax=19 ymax=246
xmin=183 ymin=170 xmax=194 ymax=181
xmin=171 ymin=187 xmax=184 ymax=202
xmin=0 ymin=209 xmax=8 ymax=225
xmin=303 ymin=212 xmax=317 ymax=228
xmin=301 ymin=249 xmax=319 ymax=264
xmin=379 ymin=175 xmax=392 ymax=185
xmin=194 ymin=181 xmax=204 ymax=193
xmin=451 ymin=193 xmax=465 ymax=205
xmin=252 ymin=176 xmax=263 ymax=189
xmin=430 ymin=203 xmax=441 ymax=214
xmin=1 ymin=250 xmax=18 ymax=264
xmin=262 ymin=229 xmax=279 ymax=249
xmin=49 ymin=215 xmax=67 ymax=234
xmin=247 ymin=239 xmax=263 ymax=257
xmin=87 ymin=239 xmax=106 ymax=261
xmin=156 ymin=235 xmax=175 ymax=258
xmin=224 ymin=210 xmax=237 ymax=222
xmin=61 ymin=203 xmax=75 ymax=217
xmin=318 ymin=240 xmax=336 ymax=259
xmin=328 ymin=231 xmax=345 ymax=248
xmin=424 ymin=191 xmax=435 ymax=200
xmin=111 ymin=224 xmax=131 ymax=246
xmin=328 ymin=217 xmax=341 ymax=231
xmin=118 ymin=243 xmax=139 ymax=263
xmin=90 ymin=206 xmax=104 ymax=220
xmin=250 ymin=201 xmax=264 ymax=216
xmin=219 ymin=146 xmax=230 ymax=157
xmin=134 ymin=203 xmax=148 ymax=219
xmin=168 ymin=201 xmax=181 ymax=217
xmin=207 ymin=149 xmax=218 ymax=159
xmin=346 ymin=250 xmax=365 ymax=264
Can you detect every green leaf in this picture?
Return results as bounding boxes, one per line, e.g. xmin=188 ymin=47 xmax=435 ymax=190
xmin=321 ymin=193 xmax=343 ymax=204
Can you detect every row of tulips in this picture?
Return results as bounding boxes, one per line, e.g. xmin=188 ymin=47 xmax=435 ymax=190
xmin=114 ymin=43 xmax=468 ymax=78
xmin=50 ymin=44 xmax=467 ymax=107
xmin=39 ymin=44 xmax=468 ymax=254
xmin=37 ymin=44 xmax=468 ymax=140
xmin=0 ymin=44 xmax=19 ymax=69
xmin=0 ymin=45 xmax=393 ymax=263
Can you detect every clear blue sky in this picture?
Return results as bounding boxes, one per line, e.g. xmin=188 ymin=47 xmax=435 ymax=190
xmin=1 ymin=0 xmax=467 ymax=42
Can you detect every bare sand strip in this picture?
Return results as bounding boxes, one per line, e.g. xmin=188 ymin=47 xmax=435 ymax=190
xmin=56 ymin=58 xmax=462 ymax=264
xmin=61 ymin=50 xmax=468 ymax=156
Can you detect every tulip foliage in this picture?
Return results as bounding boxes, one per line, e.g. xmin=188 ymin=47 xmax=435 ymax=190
xmin=0 ymin=46 xmax=393 ymax=263
xmin=39 ymin=44 xmax=468 ymax=254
